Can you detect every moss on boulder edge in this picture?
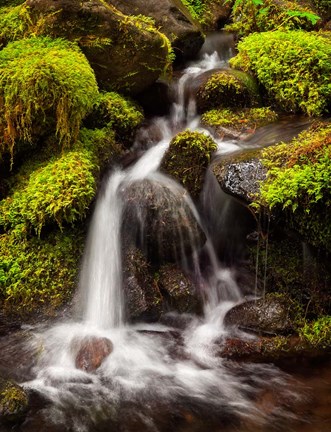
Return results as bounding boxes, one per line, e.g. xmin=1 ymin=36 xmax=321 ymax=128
xmin=0 ymin=377 xmax=28 ymax=425
xmin=161 ymin=130 xmax=217 ymax=198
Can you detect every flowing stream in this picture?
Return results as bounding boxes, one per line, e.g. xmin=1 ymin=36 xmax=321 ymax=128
xmin=0 ymin=33 xmax=329 ymax=432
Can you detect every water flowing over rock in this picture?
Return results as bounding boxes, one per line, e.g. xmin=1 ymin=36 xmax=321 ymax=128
xmin=108 ymin=0 xmax=204 ymax=61
xmin=121 ymin=178 xmax=206 ymax=263
xmin=224 ymin=294 xmax=295 ymax=335
xmin=25 ymin=0 xmax=170 ymax=94
xmin=213 ymin=154 xmax=266 ymax=203
xmin=74 ymin=336 xmax=113 ymax=372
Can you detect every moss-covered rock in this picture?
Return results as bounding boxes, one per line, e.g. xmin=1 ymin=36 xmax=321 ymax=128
xmin=19 ymin=0 xmax=172 ymax=94
xmin=230 ymin=31 xmax=331 ymax=116
xmin=225 ymin=0 xmax=321 ymax=36
xmin=0 ymin=36 xmax=99 ymax=165
xmin=201 ymin=107 xmax=278 ymax=140
xmin=300 ymin=316 xmax=331 ymax=349
xmin=196 ymin=69 xmax=260 ymax=113
xmin=84 ymin=92 xmax=144 ymax=145
xmin=0 ymin=227 xmax=84 ymax=317
xmin=161 ymin=130 xmax=217 ymax=198
xmin=0 ymin=377 xmax=28 ymax=424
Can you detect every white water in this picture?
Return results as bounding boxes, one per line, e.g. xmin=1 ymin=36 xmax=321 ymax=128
xmin=20 ymin=34 xmax=302 ymax=432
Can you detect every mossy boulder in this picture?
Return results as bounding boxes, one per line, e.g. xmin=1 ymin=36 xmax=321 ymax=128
xmin=201 ymin=107 xmax=278 ymax=140
xmin=22 ymin=0 xmax=171 ymax=94
xmin=121 ymin=178 xmax=206 ymax=264
xmin=196 ymin=69 xmax=260 ymax=113
xmin=84 ymin=92 xmax=144 ymax=145
xmin=0 ymin=37 xmax=99 ymax=165
xmin=0 ymin=377 xmax=28 ymax=425
xmin=200 ymin=0 xmax=232 ymax=30
xmin=123 ymin=246 xmax=163 ymax=322
xmin=230 ymin=31 xmax=331 ymax=116
xmin=161 ymin=130 xmax=217 ymax=198
xmin=225 ymin=0 xmax=321 ymax=36
xmin=107 ymin=0 xmax=204 ymax=62
xmin=157 ymin=263 xmax=202 ymax=314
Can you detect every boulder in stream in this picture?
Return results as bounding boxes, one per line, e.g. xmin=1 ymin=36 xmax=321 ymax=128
xmin=74 ymin=336 xmax=113 ymax=373
xmin=0 ymin=377 xmax=29 ymax=425
xmin=121 ymin=178 xmax=206 ymax=263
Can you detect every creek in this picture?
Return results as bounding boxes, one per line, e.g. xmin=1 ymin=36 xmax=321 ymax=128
xmin=0 ymin=32 xmax=330 ymax=432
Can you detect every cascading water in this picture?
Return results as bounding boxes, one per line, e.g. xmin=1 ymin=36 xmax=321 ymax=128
xmin=6 ymin=33 xmax=313 ymax=432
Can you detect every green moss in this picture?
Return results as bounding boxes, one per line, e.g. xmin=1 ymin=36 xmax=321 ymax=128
xmin=0 ymin=5 xmax=32 ymax=48
xmin=85 ymin=92 xmax=144 ymax=143
xmin=0 ymin=36 xmax=99 ymax=163
xmin=225 ymin=0 xmax=320 ymax=36
xmin=0 ymin=379 xmax=28 ymax=422
xmin=197 ymin=70 xmax=259 ymax=112
xmin=201 ymin=107 xmax=278 ymax=131
xmin=161 ymin=130 xmax=217 ymax=197
xmin=230 ymin=31 xmax=331 ymax=116
xmin=180 ymin=0 xmax=206 ymax=21
xmin=300 ymin=316 xmax=331 ymax=349
xmin=0 ymin=227 xmax=84 ymax=315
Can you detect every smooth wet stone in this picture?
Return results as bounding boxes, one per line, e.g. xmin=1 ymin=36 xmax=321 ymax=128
xmin=75 ymin=336 xmax=113 ymax=373
xmin=0 ymin=377 xmax=29 ymax=425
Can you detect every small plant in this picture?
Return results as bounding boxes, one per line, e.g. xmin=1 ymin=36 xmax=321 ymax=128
xmin=230 ymin=31 xmax=331 ymax=116
xmin=300 ymin=316 xmax=331 ymax=349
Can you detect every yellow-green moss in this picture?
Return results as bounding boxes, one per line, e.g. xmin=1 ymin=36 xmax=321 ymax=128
xmin=161 ymin=130 xmax=217 ymax=197
xmin=201 ymin=107 xmax=278 ymax=131
xmin=0 ymin=227 xmax=84 ymax=314
xmin=300 ymin=316 xmax=331 ymax=349
xmin=230 ymin=31 xmax=331 ymax=116
xmin=0 ymin=36 xmax=99 ymax=163
xmin=225 ymin=0 xmax=320 ymax=36
xmin=0 ymin=379 xmax=28 ymax=422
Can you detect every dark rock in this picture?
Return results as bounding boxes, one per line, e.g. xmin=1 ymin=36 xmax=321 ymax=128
xmin=121 ymin=179 xmax=206 ymax=263
xmin=202 ymin=1 xmax=232 ymax=30
xmin=74 ymin=336 xmax=113 ymax=372
xmin=224 ymin=294 xmax=295 ymax=335
xmin=123 ymin=246 xmax=163 ymax=322
xmin=158 ymin=264 xmax=202 ymax=314
xmin=108 ymin=0 xmax=204 ymax=61
xmin=136 ymin=81 xmax=172 ymax=117
xmin=0 ymin=377 xmax=29 ymax=425
xmin=25 ymin=0 xmax=170 ymax=94
xmin=213 ymin=153 xmax=266 ymax=203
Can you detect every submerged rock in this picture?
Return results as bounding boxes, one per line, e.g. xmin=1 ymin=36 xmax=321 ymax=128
xmin=0 ymin=377 xmax=29 ymax=425
xmin=121 ymin=179 xmax=206 ymax=263
xmin=123 ymin=246 xmax=163 ymax=322
xmin=108 ymin=0 xmax=204 ymax=61
xmin=224 ymin=294 xmax=295 ymax=335
xmin=158 ymin=264 xmax=202 ymax=314
xmin=74 ymin=336 xmax=113 ymax=372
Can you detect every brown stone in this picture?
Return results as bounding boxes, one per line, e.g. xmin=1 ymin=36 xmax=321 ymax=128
xmin=75 ymin=336 xmax=113 ymax=372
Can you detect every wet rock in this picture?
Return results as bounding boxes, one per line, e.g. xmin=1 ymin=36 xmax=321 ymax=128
xmin=136 ymin=81 xmax=172 ymax=117
xmin=25 ymin=0 xmax=170 ymax=94
xmin=213 ymin=153 xmax=266 ymax=203
xmin=108 ymin=0 xmax=204 ymax=61
xmin=123 ymin=246 xmax=163 ymax=322
xmin=0 ymin=377 xmax=29 ymax=425
xmin=158 ymin=264 xmax=202 ymax=314
xmin=121 ymin=179 xmax=206 ymax=263
xmin=74 ymin=336 xmax=113 ymax=372
xmin=202 ymin=1 xmax=232 ymax=30
xmin=224 ymin=294 xmax=295 ymax=335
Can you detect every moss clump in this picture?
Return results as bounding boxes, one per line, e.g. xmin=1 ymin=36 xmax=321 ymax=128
xmin=0 ymin=378 xmax=28 ymax=424
xmin=201 ymin=107 xmax=278 ymax=132
xmin=225 ymin=0 xmax=320 ymax=36
xmin=84 ymin=92 xmax=144 ymax=144
xmin=254 ymin=123 xmax=331 ymax=251
xmin=300 ymin=316 xmax=331 ymax=349
xmin=161 ymin=130 xmax=217 ymax=197
xmin=197 ymin=69 xmax=260 ymax=113
xmin=0 ymin=5 xmax=32 ymax=48
xmin=0 ymin=228 xmax=84 ymax=315
xmin=230 ymin=31 xmax=331 ymax=116
xmin=0 ymin=36 xmax=99 ymax=163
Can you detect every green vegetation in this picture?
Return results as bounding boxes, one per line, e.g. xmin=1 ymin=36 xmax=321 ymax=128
xmin=161 ymin=130 xmax=217 ymax=197
xmin=0 ymin=228 xmax=84 ymax=314
xmin=201 ymin=107 xmax=278 ymax=131
xmin=181 ymin=0 xmax=206 ymax=21
xmin=0 ymin=37 xmax=99 ymax=163
xmin=300 ymin=316 xmax=331 ymax=348
xmin=0 ymin=378 xmax=28 ymax=423
xmin=230 ymin=31 xmax=331 ymax=116
xmin=197 ymin=70 xmax=259 ymax=112
xmin=225 ymin=0 xmax=320 ymax=36
xmin=85 ymin=92 xmax=144 ymax=143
